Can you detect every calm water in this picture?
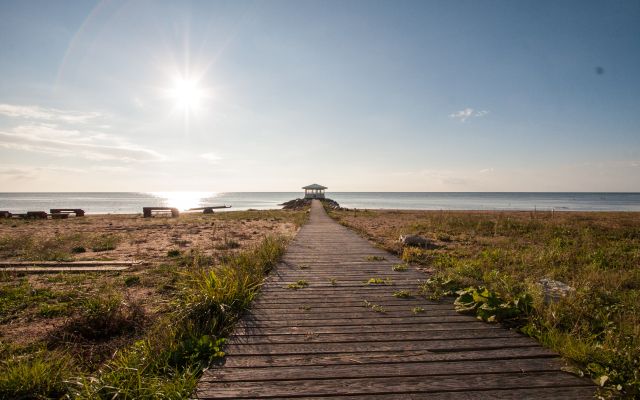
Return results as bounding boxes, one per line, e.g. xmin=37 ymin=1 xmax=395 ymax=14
xmin=0 ymin=192 xmax=639 ymax=214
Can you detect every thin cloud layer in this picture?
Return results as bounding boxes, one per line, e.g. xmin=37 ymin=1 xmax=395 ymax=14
xmin=0 ymin=103 xmax=166 ymax=162
xmin=0 ymin=131 xmax=166 ymax=162
xmin=0 ymin=104 xmax=100 ymax=123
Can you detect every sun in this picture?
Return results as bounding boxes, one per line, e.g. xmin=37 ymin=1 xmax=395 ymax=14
xmin=172 ymin=79 xmax=202 ymax=108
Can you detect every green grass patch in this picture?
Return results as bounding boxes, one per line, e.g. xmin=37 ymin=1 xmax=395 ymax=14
xmin=393 ymin=290 xmax=412 ymax=298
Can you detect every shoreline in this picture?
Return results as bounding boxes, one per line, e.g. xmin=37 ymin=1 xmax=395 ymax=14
xmin=3 ymin=208 xmax=639 ymax=218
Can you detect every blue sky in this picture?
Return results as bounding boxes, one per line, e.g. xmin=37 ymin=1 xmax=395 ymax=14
xmin=0 ymin=0 xmax=638 ymax=192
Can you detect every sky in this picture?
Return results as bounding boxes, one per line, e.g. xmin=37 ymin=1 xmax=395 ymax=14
xmin=0 ymin=0 xmax=639 ymax=192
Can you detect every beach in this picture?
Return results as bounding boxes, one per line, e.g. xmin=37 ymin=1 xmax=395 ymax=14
xmin=1 ymin=204 xmax=638 ymax=397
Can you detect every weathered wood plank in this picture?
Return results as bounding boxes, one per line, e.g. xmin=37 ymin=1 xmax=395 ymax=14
xmin=241 ymin=309 xmax=467 ymax=321
xmin=223 ymin=337 xmax=541 ymax=356
xmin=226 ymin=329 xmax=518 ymax=345
xmin=201 ymin=358 xmax=564 ymax=382
xmin=194 ymin=372 xmax=592 ymax=399
xmin=232 ymin=322 xmax=499 ymax=336
xmin=213 ymin=347 xmax=561 ymax=368
xmin=277 ymin=386 xmax=599 ymax=400
xmin=236 ymin=315 xmax=478 ymax=327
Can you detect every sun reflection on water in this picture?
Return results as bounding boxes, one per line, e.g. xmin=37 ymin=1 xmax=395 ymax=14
xmin=151 ymin=192 xmax=216 ymax=211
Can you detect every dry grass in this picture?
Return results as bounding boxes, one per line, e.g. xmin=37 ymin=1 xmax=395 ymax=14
xmin=327 ymin=208 xmax=640 ymax=397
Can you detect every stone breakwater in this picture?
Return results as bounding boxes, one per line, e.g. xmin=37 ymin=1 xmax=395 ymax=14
xmin=279 ymin=198 xmax=344 ymax=210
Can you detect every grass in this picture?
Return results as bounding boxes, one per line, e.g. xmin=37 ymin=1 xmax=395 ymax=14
xmin=0 ymin=232 xmax=122 ymax=261
xmin=0 ymin=230 xmax=296 ymax=399
xmin=327 ymin=208 xmax=640 ymax=397
xmin=362 ymin=278 xmax=393 ymax=285
xmin=0 ymin=346 xmax=75 ymax=400
xmin=365 ymin=256 xmax=386 ymax=261
xmin=393 ymin=290 xmax=412 ymax=298
xmin=392 ymin=265 xmax=407 ymax=271
xmin=361 ymin=300 xmax=386 ymax=313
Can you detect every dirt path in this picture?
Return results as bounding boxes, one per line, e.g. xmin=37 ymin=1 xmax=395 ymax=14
xmin=193 ymin=200 xmax=595 ymax=399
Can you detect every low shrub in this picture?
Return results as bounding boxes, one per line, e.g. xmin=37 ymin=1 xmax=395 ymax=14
xmin=124 ymin=275 xmax=141 ymax=287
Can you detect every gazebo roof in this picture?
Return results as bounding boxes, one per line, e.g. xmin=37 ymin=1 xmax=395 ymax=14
xmin=302 ymin=183 xmax=327 ymax=190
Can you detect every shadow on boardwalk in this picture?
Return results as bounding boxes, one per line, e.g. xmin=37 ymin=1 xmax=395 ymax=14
xmin=193 ymin=200 xmax=596 ymax=399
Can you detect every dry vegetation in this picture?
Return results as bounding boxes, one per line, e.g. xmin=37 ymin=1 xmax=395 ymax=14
xmin=327 ymin=207 xmax=640 ymax=398
xmin=0 ymin=208 xmax=308 ymax=399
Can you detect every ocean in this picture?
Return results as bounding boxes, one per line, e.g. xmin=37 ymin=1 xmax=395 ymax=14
xmin=0 ymin=192 xmax=639 ymax=214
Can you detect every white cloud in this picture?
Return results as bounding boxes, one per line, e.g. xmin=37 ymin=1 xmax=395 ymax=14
xmin=0 ymin=104 xmax=100 ymax=123
xmin=450 ymin=109 xmax=489 ymax=122
xmin=0 ymin=131 xmax=166 ymax=162
xmin=450 ymin=109 xmax=473 ymax=122
xmin=200 ymin=153 xmax=221 ymax=161
xmin=12 ymin=124 xmax=81 ymax=138
xmin=479 ymin=168 xmax=495 ymax=173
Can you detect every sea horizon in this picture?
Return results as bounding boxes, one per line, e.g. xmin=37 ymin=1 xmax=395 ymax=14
xmin=1 ymin=192 xmax=639 ymax=214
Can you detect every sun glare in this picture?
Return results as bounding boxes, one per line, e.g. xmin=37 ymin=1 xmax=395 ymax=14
xmin=153 ymin=191 xmax=214 ymax=211
xmin=172 ymin=79 xmax=202 ymax=108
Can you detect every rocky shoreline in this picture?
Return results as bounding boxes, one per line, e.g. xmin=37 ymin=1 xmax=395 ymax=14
xmin=279 ymin=197 xmax=345 ymax=211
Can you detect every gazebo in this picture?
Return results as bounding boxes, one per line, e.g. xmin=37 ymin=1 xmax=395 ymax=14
xmin=303 ymin=184 xmax=327 ymax=199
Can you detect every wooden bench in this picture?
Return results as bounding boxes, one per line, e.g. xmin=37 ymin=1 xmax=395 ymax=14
xmin=186 ymin=206 xmax=232 ymax=214
xmin=51 ymin=213 xmax=70 ymax=219
xmin=26 ymin=211 xmax=48 ymax=219
xmin=50 ymin=208 xmax=85 ymax=217
xmin=143 ymin=207 xmax=179 ymax=218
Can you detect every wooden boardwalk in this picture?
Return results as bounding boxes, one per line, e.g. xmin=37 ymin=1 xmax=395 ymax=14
xmin=194 ymin=200 xmax=595 ymax=399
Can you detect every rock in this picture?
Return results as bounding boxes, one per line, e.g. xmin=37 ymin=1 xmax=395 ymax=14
xmin=279 ymin=197 xmax=345 ymax=211
xmin=398 ymin=234 xmax=429 ymax=246
xmin=537 ymin=279 xmax=575 ymax=303
xmin=279 ymin=198 xmax=311 ymax=210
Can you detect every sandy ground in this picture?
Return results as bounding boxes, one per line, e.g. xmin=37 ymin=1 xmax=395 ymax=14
xmin=0 ymin=211 xmax=298 ymax=263
xmin=0 ymin=209 xmax=305 ymax=346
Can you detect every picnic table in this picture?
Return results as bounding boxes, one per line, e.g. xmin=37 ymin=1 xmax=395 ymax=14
xmin=50 ymin=208 xmax=85 ymax=217
xmin=143 ymin=207 xmax=179 ymax=218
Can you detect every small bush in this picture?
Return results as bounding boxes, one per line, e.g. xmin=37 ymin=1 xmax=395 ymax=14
xmin=124 ymin=275 xmax=141 ymax=287
xmin=167 ymin=249 xmax=182 ymax=257
xmin=56 ymin=293 xmax=149 ymax=341
xmin=71 ymin=246 xmax=86 ymax=254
